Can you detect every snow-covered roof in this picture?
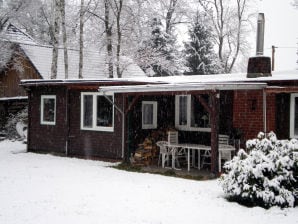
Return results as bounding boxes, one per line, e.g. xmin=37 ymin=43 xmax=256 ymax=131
xmin=20 ymin=43 xmax=146 ymax=79
xmin=98 ymin=82 xmax=267 ymax=94
xmin=122 ymin=70 xmax=298 ymax=84
xmin=0 ymin=96 xmax=28 ymax=101
xmin=0 ymin=24 xmax=36 ymax=45
xmin=21 ymin=69 xmax=298 ymax=88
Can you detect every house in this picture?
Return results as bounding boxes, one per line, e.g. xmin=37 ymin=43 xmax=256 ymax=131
xmin=21 ymin=54 xmax=298 ymax=173
xmin=0 ymin=24 xmax=146 ymax=126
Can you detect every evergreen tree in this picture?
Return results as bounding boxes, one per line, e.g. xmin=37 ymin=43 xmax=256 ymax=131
xmin=184 ymin=15 xmax=221 ymax=75
xmin=137 ymin=17 xmax=181 ymax=76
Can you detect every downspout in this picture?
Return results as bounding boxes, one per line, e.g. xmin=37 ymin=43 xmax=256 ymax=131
xmin=263 ymin=88 xmax=267 ymax=134
xmin=102 ymin=91 xmax=125 ymax=159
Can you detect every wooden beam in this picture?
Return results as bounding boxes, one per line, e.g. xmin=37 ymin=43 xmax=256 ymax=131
xmin=125 ymin=95 xmax=140 ymax=115
xmin=194 ymin=95 xmax=212 ymax=114
xmin=210 ymin=92 xmax=220 ymax=174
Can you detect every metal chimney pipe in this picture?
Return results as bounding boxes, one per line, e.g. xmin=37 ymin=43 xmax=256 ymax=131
xmin=256 ymin=13 xmax=265 ymax=55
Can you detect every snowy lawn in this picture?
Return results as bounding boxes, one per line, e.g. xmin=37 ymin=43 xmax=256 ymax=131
xmin=0 ymin=140 xmax=297 ymax=224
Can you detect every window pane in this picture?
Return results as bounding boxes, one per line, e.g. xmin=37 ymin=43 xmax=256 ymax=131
xmin=83 ymin=95 xmax=93 ymax=127
xmin=43 ymin=98 xmax=55 ymax=122
xmin=97 ymin=96 xmax=113 ymax=127
xmin=179 ymin=96 xmax=187 ymax=125
xmin=295 ymin=98 xmax=298 ymax=135
xmin=143 ymin=104 xmax=153 ymax=125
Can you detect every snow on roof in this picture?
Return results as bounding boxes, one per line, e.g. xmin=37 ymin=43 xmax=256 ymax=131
xmin=122 ymin=70 xmax=298 ymax=84
xmin=1 ymin=24 xmax=36 ymax=45
xmin=0 ymin=96 xmax=28 ymax=101
xmin=98 ymin=82 xmax=267 ymax=94
xmin=21 ymin=69 xmax=298 ymax=88
xmin=20 ymin=43 xmax=146 ymax=79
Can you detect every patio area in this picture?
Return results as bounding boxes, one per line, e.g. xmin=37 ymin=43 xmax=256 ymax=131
xmin=141 ymin=164 xmax=217 ymax=180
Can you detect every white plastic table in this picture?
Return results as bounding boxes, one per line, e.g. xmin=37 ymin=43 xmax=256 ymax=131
xmin=168 ymin=143 xmax=235 ymax=171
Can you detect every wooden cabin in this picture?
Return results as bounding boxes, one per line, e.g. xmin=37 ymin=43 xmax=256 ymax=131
xmin=21 ymin=68 xmax=298 ymax=174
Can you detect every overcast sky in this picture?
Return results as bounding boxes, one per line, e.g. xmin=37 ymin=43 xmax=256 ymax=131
xmin=256 ymin=0 xmax=297 ymax=71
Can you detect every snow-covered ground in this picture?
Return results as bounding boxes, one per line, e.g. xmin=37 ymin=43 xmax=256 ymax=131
xmin=0 ymin=140 xmax=297 ymax=224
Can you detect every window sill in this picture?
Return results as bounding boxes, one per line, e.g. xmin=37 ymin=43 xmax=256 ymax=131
xmin=81 ymin=127 xmax=114 ymax=132
xmin=41 ymin=121 xmax=56 ymax=125
xmin=175 ymin=126 xmax=211 ymax=132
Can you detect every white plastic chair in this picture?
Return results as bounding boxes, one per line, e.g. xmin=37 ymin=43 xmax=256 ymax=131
xmin=218 ymin=135 xmax=233 ymax=172
xmin=157 ymin=141 xmax=171 ymax=168
xmin=200 ymin=149 xmax=211 ymax=169
xmin=167 ymin=131 xmax=187 ymax=168
xmin=201 ymin=134 xmax=233 ymax=170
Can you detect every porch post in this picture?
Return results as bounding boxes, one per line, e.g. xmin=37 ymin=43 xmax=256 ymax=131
xmin=124 ymin=94 xmax=140 ymax=163
xmin=210 ymin=91 xmax=220 ymax=174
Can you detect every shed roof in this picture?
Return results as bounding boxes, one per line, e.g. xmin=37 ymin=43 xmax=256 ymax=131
xmin=20 ymin=43 xmax=146 ymax=80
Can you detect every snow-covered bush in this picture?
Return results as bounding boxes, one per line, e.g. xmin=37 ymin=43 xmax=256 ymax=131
xmin=220 ymin=131 xmax=298 ymax=208
xmin=4 ymin=107 xmax=28 ymax=140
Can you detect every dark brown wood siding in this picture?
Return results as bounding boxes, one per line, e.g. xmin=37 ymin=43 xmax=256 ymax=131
xmin=0 ymin=55 xmax=40 ymax=98
xmin=28 ymin=87 xmax=68 ymax=154
xmin=28 ymin=86 xmax=123 ymax=159
xmin=67 ymin=90 xmax=123 ymax=159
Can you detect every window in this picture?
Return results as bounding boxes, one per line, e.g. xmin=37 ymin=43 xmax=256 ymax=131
xmin=290 ymin=93 xmax=298 ymax=138
xmin=142 ymin=101 xmax=157 ymax=129
xmin=41 ymin=95 xmax=56 ymax=125
xmin=81 ymin=92 xmax=114 ymax=132
xmin=175 ymin=95 xmax=210 ymax=131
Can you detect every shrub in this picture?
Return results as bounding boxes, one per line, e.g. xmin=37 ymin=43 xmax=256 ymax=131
xmin=220 ymin=131 xmax=298 ymax=208
xmin=4 ymin=107 xmax=28 ymax=140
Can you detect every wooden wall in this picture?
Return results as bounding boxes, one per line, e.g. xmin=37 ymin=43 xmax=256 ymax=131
xmin=27 ymin=86 xmax=123 ymax=159
xmin=0 ymin=53 xmax=40 ymax=98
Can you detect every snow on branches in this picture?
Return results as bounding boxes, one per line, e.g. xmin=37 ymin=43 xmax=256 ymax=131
xmin=220 ymin=131 xmax=298 ymax=208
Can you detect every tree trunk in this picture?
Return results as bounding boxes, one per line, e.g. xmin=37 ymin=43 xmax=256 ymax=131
xmin=105 ymin=0 xmax=113 ymax=78
xmin=51 ymin=0 xmax=60 ymax=79
xmin=227 ymin=0 xmax=246 ymax=73
xmin=60 ymin=0 xmax=68 ymax=79
xmin=116 ymin=0 xmax=123 ymax=78
xmin=165 ymin=0 xmax=178 ymax=34
xmin=78 ymin=0 xmax=84 ymax=79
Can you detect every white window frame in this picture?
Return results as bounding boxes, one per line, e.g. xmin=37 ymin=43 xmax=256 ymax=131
xmin=175 ymin=95 xmax=211 ymax=132
xmin=40 ymin=95 xmax=56 ymax=125
xmin=142 ymin=101 xmax=158 ymax=129
xmin=290 ymin=93 xmax=298 ymax=138
xmin=80 ymin=92 xmax=114 ymax=132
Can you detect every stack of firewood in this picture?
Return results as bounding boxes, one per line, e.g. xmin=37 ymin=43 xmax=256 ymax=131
xmin=132 ymin=137 xmax=157 ymax=166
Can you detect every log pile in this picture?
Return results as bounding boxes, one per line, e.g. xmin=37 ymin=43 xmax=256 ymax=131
xmin=130 ymin=128 xmax=176 ymax=166
xmin=132 ymin=137 xmax=157 ymax=166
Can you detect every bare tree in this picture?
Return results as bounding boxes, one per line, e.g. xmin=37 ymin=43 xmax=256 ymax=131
xmin=0 ymin=0 xmax=32 ymax=31
xmin=198 ymin=0 xmax=253 ymax=73
xmin=50 ymin=0 xmax=60 ymax=79
xmin=104 ymin=0 xmax=113 ymax=78
xmin=78 ymin=0 xmax=84 ymax=79
xmin=60 ymin=0 xmax=68 ymax=79
xmin=113 ymin=0 xmax=123 ymax=78
xmin=165 ymin=0 xmax=178 ymax=34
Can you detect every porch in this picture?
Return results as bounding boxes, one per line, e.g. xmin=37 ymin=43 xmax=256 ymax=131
xmin=99 ymin=82 xmax=267 ymax=174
